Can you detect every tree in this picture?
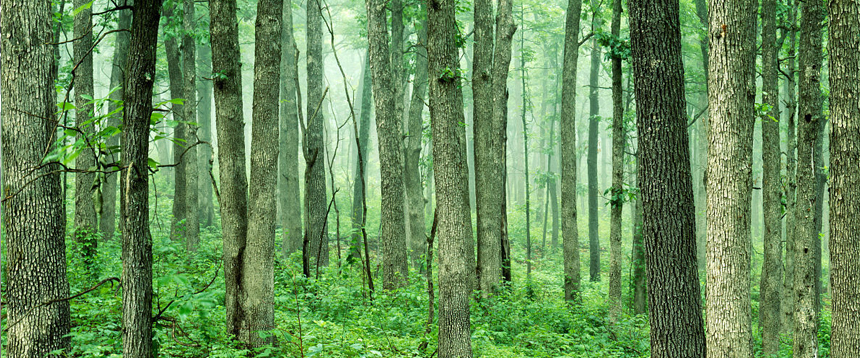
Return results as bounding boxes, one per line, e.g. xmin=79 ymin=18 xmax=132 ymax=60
xmin=183 ymin=0 xmax=200 ymax=251
xmin=121 ymin=0 xmax=162 ymax=355
xmin=705 ymin=0 xmax=756 ymax=354
xmin=781 ymin=1 xmax=798 ymax=334
xmin=1 ymin=0 xmax=72 ymax=352
xmin=243 ymin=0 xmax=282 ymax=345
xmin=350 ymin=56 xmax=373 ymax=262
xmin=629 ymin=0 xmax=707 ymax=354
xmin=305 ymin=0 xmax=329 ymax=271
xmin=607 ymin=0 xmax=624 ymax=321
xmin=405 ymin=8 xmax=429 ymax=269
xmin=197 ymin=43 xmax=216 ymax=229
xmin=165 ymin=3 xmax=188 ymax=242
xmin=279 ymin=0 xmax=302 ymax=257
xmin=560 ymin=0 xmax=583 ymax=302
xmin=759 ymin=0 xmax=782 ymax=352
xmin=366 ymin=0 xmax=408 ymax=289
xmin=587 ymin=18 xmax=601 ymax=283
xmin=427 ymin=0 xmax=473 ymax=352
xmin=828 ymin=0 xmax=860 ymax=354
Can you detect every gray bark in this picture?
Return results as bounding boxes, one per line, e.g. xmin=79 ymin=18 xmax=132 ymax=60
xmin=781 ymin=2 xmax=797 ymax=334
xmin=74 ymin=0 xmax=99 ymax=268
xmin=405 ymin=12 xmax=428 ymax=269
xmin=607 ymin=0 xmax=623 ymax=321
xmin=183 ymin=0 xmax=200 ymax=251
xmin=587 ymin=34 xmax=601 ymax=283
xmin=197 ymin=44 xmax=215 ymax=228
xmin=305 ymin=0 xmax=329 ymax=270
xmin=561 ymin=0 xmax=583 ymax=302
xmin=279 ymin=0 xmax=302 ymax=257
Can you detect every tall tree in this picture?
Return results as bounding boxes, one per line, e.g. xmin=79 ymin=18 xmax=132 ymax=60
xmin=1 ymin=0 xmax=72 ymax=352
xmin=350 ymin=56 xmax=373 ymax=261
xmin=793 ymin=0 xmax=824 ymax=353
xmin=759 ymin=0 xmax=782 ymax=352
xmin=74 ymin=0 xmax=98 ymax=267
xmin=705 ymin=0 xmax=756 ymax=354
xmin=197 ymin=43 xmax=215 ymax=228
xmin=693 ymin=0 xmax=709 ymax=273
xmin=428 ymin=0 xmax=473 ymax=353
xmin=279 ymin=0 xmax=302 ymax=257
xmin=629 ymin=0 xmax=707 ymax=354
xmin=243 ymin=0 xmax=282 ymax=346
xmin=781 ymin=0 xmax=798 ymax=334
xmin=165 ymin=3 xmax=188 ymax=242
xmin=405 ymin=9 xmax=429 ymax=269
xmin=305 ymin=0 xmax=329 ymax=270
xmin=183 ymin=0 xmax=200 ymax=251
xmin=607 ymin=0 xmax=624 ymax=321
xmin=828 ymin=0 xmax=860 ymax=354
xmin=560 ymin=0 xmax=583 ymax=302
xmin=100 ymin=3 xmax=133 ymax=239
xmin=587 ymin=26 xmax=601 ymax=283
xmin=121 ymin=0 xmax=162 ymax=355
xmin=210 ymin=0 xmax=249 ymax=337
xmin=366 ymin=0 xmax=409 ymax=288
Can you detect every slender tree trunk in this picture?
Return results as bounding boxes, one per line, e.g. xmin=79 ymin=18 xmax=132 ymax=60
xmin=366 ymin=0 xmax=408 ymax=289
xmin=705 ymin=0 xmax=756 ymax=354
xmin=781 ymin=2 xmax=798 ymax=334
xmin=100 ymin=4 xmax=132 ymax=240
xmin=197 ymin=43 xmax=215 ymax=228
xmin=428 ymin=0 xmax=473 ymax=353
xmin=587 ymin=34 xmax=601 ymax=283
xmin=811 ymin=111 xmax=826 ymax=314
xmin=828 ymin=1 xmax=860 ymax=354
xmin=1 ymin=0 xmax=72 ymax=352
xmin=607 ymin=0 xmax=624 ymax=321
xmin=561 ymin=0 xmax=583 ymax=302
xmin=121 ymin=0 xmax=162 ymax=355
xmin=630 ymin=173 xmax=646 ymax=315
xmin=351 ymin=56 xmax=373 ymax=261
xmin=693 ymin=0 xmax=708 ymax=274
xmin=793 ymin=0 xmax=824 ymax=353
xmin=243 ymin=0 xmax=282 ymax=345
xmin=305 ymin=0 xmax=329 ymax=270
xmin=279 ymin=0 xmax=302 ymax=257
xmin=210 ymin=0 xmax=249 ymax=337
xmin=405 ymin=11 xmax=428 ymax=269
xmin=630 ymin=0 xmax=707 ymax=354
xmin=73 ymin=0 xmax=98 ymax=268
xmin=165 ymin=5 xmax=188 ymax=242
xmin=183 ymin=0 xmax=200 ymax=252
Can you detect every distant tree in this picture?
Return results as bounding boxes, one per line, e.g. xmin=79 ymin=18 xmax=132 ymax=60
xmin=164 ymin=3 xmax=187 ymax=242
xmin=587 ymin=9 xmax=601 ymax=283
xmin=607 ymin=0 xmax=624 ymax=321
xmin=350 ymin=56 xmax=372 ymax=262
xmin=279 ymin=0 xmax=302 ymax=257
xmin=305 ymin=0 xmax=329 ymax=271
xmin=183 ymin=0 xmax=200 ymax=251
xmin=404 ymin=6 xmax=429 ymax=269
xmin=197 ymin=43 xmax=216 ymax=229
xmin=74 ymin=0 xmax=99 ymax=268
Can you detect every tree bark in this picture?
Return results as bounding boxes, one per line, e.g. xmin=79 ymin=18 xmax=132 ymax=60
xmin=828 ymin=0 xmax=860 ymax=354
xmin=366 ymin=0 xmax=408 ymax=289
xmin=705 ymin=0 xmax=756 ymax=354
xmin=607 ymin=0 xmax=623 ymax=321
xmin=1 ymin=0 xmax=72 ymax=352
xmin=587 ymin=33 xmax=601 ymax=283
xmin=428 ymin=0 xmax=473 ymax=353
xmin=629 ymin=0 xmax=707 ymax=354
xmin=305 ymin=0 xmax=329 ymax=270
xmin=279 ymin=0 xmax=302 ymax=257
xmin=121 ymin=0 xmax=162 ymax=355
xmin=405 ymin=10 xmax=428 ymax=269
xmin=74 ymin=0 xmax=99 ymax=268
xmin=197 ymin=43 xmax=215 ymax=228
xmin=165 ymin=4 xmax=187 ymax=242
xmin=693 ymin=0 xmax=708 ymax=274
xmin=210 ymin=0 xmax=249 ymax=337
xmin=183 ymin=0 xmax=200 ymax=252
xmin=630 ymin=178 xmax=646 ymax=315
xmin=781 ymin=1 xmax=797 ymax=335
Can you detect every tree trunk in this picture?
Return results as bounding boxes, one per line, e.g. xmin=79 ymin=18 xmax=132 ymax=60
xmin=759 ymin=0 xmax=782 ymax=353
xmin=165 ymin=5 xmax=187 ymax=242
xmin=560 ymin=0 xmax=583 ymax=302
xmin=781 ymin=1 xmax=798 ymax=335
xmin=305 ymin=0 xmax=329 ymax=271
xmin=405 ymin=11 xmax=428 ymax=269
xmin=183 ymin=0 xmax=200 ymax=252
xmin=793 ymin=0 xmax=824 ymax=353
xmin=279 ymin=0 xmax=302 ymax=257
xmin=121 ymin=0 xmax=161 ymax=355
xmin=351 ymin=56 xmax=373 ymax=262
xmin=630 ymin=177 xmax=646 ymax=315
xmin=828 ymin=1 xmax=860 ymax=354
xmin=197 ymin=43 xmax=215 ymax=229
xmin=607 ymin=0 xmax=624 ymax=321
xmin=210 ymin=0 xmax=249 ymax=337
xmin=705 ymin=0 xmax=756 ymax=353
xmin=1 ymin=0 xmax=72 ymax=352
xmin=366 ymin=0 xmax=408 ymax=289
xmin=693 ymin=0 xmax=708 ymax=274
xmin=73 ymin=0 xmax=98 ymax=269
xmin=630 ymin=0 xmax=707 ymax=354
xmin=428 ymin=0 xmax=473 ymax=353
xmin=243 ymin=0 xmax=282 ymax=346
xmin=100 ymin=4 xmax=132 ymax=240
xmin=587 ymin=34 xmax=601 ymax=283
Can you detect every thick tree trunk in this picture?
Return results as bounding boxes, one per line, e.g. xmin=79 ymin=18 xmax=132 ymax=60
xmin=793 ymin=0 xmax=824 ymax=354
xmin=73 ymin=0 xmax=98 ymax=268
xmin=305 ymin=0 xmax=329 ymax=270
xmin=828 ymin=1 xmax=860 ymax=354
xmin=197 ymin=44 xmax=215 ymax=228
xmin=428 ymin=0 xmax=473 ymax=353
xmin=405 ymin=12 xmax=428 ymax=269
xmin=210 ymin=0 xmax=249 ymax=337
xmin=279 ymin=0 xmax=302 ymax=257
xmin=165 ymin=6 xmax=187 ymax=242
xmin=705 ymin=0 xmax=756 ymax=354
xmin=781 ymin=2 xmax=797 ymax=335
xmin=366 ymin=0 xmax=408 ymax=289
xmin=350 ymin=56 xmax=373 ymax=261
xmin=243 ymin=0 xmax=282 ymax=346
xmin=587 ymin=34 xmax=601 ymax=283
xmin=607 ymin=0 xmax=623 ymax=321
xmin=121 ymin=0 xmax=161 ymax=355
xmin=183 ymin=0 xmax=200 ymax=252
xmin=560 ymin=0 xmax=583 ymax=302
xmin=1 ymin=0 xmax=72 ymax=353
xmin=100 ymin=4 xmax=132 ymax=240
xmin=629 ymin=0 xmax=707 ymax=354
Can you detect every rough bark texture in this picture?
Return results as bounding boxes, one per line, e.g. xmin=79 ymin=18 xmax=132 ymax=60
xmin=165 ymin=5 xmax=188 ymax=242
xmin=305 ymin=0 xmax=329 ymax=270
xmin=587 ymin=35 xmax=601 ymax=283
xmin=759 ymin=0 xmax=782 ymax=353
xmin=405 ymin=12 xmax=428 ymax=269
xmin=607 ymin=0 xmax=623 ymax=321
xmin=427 ymin=0 xmax=473 ymax=353
xmin=279 ymin=0 xmax=302 ymax=257
xmin=121 ymin=0 xmax=161 ymax=355
xmin=100 ymin=4 xmax=132 ymax=240
xmin=243 ymin=0 xmax=282 ymax=346
xmin=629 ymin=0 xmax=707 ymax=354
xmin=183 ymin=0 xmax=199 ymax=251
xmin=705 ymin=0 xmax=756 ymax=354
xmin=560 ymin=0 xmax=582 ymax=302
xmin=197 ymin=44 xmax=215 ymax=228
xmin=366 ymin=0 xmax=408 ymax=289
xmin=828 ymin=0 xmax=860 ymax=354
xmin=351 ymin=56 xmax=372 ymax=261
xmin=73 ymin=0 xmax=99 ymax=264
xmin=793 ymin=0 xmax=823 ymax=354
xmin=1 ymin=0 xmax=72 ymax=352
xmin=210 ymin=0 xmax=249 ymax=337
xmin=781 ymin=1 xmax=797 ymax=334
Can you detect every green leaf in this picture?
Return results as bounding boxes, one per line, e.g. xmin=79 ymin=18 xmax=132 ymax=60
xmin=148 ymin=158 xmax=159 ymax=169
xmin=72 ymin=0 xmax=93 ymax=16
